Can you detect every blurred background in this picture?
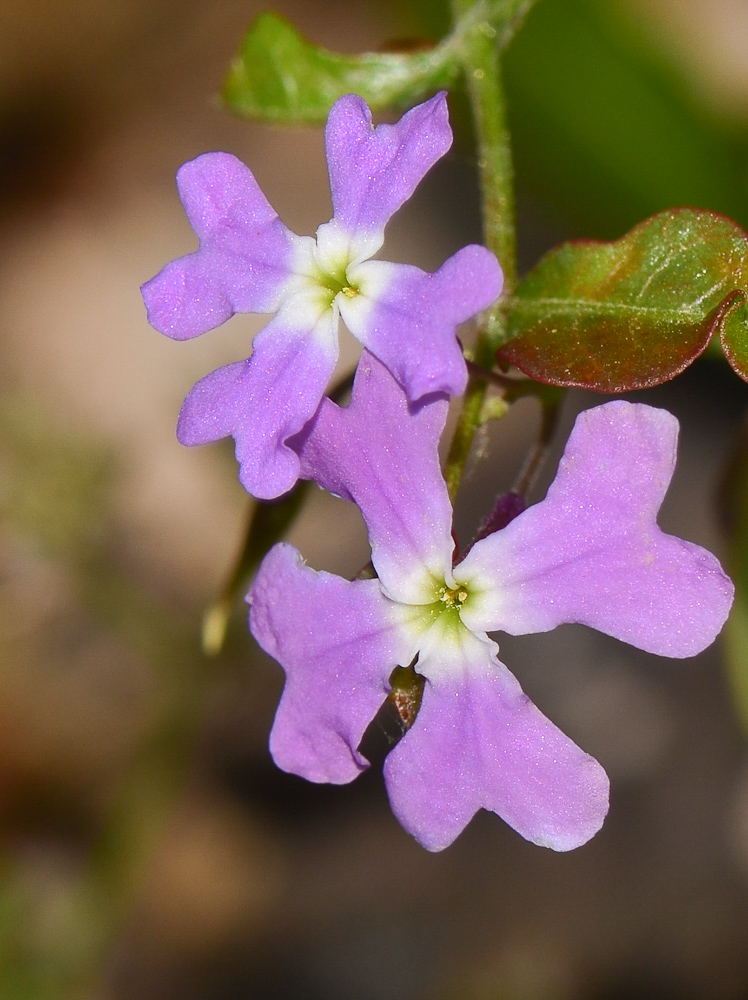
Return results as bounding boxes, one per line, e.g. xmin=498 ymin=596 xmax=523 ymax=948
xmin=2 ymin=0 xmax=748 ymax=996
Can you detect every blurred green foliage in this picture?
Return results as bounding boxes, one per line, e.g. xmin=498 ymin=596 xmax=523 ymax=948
xmin=0 ymin=395 xmax=111 ymax=562
xmin=399 ymin=0 xmax=748 ymax=236
xmin=504 ymin=0 xmax=748 ymax=237
xmin=0 ymin=393 xmax=212 ymax=997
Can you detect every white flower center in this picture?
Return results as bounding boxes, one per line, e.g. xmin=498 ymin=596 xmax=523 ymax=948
xmin=397 ymin=570 xmax=497 ymax=682
xmin=310 ymin=222 xmax=362 ymax=307
xmin=419 ymin=576 xmax=474 ymax=645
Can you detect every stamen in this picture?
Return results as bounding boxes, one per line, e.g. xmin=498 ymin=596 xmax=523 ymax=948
xmin=438 ymin=585 xmax=468 ymax=608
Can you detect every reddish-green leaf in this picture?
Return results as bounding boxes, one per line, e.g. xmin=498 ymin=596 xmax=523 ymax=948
xmin=721 ymin=293 xmax=748 ymax=380
xmin=499 ymin=209 xmax=748 ymax=392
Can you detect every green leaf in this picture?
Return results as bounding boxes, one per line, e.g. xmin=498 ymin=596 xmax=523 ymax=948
xmin=498 ymin=208 xmax=748 ymax=392
xmin=222 ymin=12 xmax=459 ymax=124
xmin=720 ymin=293 xmax=748 ymax=380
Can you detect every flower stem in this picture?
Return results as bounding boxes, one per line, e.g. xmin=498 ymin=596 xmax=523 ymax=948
xmin=444 ymin=0 xmax=530 ymax=502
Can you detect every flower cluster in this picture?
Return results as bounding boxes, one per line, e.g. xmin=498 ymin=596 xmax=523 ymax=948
xmin=142 ymin=92 xmax=501 ymax=499
xmin=250 ymin=352 xmax=733 ymax=851
xmin=144 ymin=94 xmax=734 ymax=851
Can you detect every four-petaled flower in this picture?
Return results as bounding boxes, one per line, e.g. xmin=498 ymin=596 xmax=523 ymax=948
xmin=248 ymin=353 xmax=733 ymax=851
xmin=141 ymin=92 xmax=502 ymax=499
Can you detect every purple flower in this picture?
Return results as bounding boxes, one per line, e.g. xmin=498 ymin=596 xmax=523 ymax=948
xmin=248 ymin=353 xmax=734 ymax=851
xmin=141 ymin=93 xmax=502 ymax=499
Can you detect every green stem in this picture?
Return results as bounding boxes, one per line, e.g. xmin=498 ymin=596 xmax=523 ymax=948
xmin=444 ymin=0 xmax=531 ymax=502
xmin=452 ymin=0 xmax=518 ymax=305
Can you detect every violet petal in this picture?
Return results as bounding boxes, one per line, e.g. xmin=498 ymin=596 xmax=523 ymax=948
xmin=294 ymin=352 xmax=454 ymax=603
xmin=326 ymin=92 xmax=452 ymax=249
xmin=384 ymin=633 xmax=609 ymax=852
xmin=458 ymin=401 xmax=734 ymax=657
xmin=249 ymin=543 xmax=424 ymax=783
xmin=342 ymin=245 xmax=502 ymax=399
xmin=178 ymin=294 xmax=338 ymax=499
xmin=142 ymin=152 xmax=304 ymax=340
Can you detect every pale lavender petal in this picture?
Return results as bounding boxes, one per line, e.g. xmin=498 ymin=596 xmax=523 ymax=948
xmin=383 ymin=636 xmax=609 ymax=852
xmin=142 ymin=152 xmax=305 ymax=340
xmin=326 ymin=93 xmax=452 ymax=247
xmin=249 ymin=543 xmax=423 ymax=783
xmin=457 ymin=401 xmax=734 ymax=657
xmin=293 ymin=352 xmax=454 ymax=603
xmin=178 ymin=294 xmax=338 ymax=499
xmin=342 ymin=245 xmax=503 ymax=398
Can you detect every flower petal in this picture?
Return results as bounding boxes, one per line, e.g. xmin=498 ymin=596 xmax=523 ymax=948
xmin=325 ymin=93 xmax=452 ymax=252
xmin=458 ymin=401 xmax=734 ymax=657
xmin=294 ymin=352 xmax=454 ymax=602
xmin=384 ymin=635 xmax=609 ymax=851
xmin=342 ymin=245 xmax=503 ymax=399
xmin=249 ymin=543 xmax=422 ymax=783
xmin=142 ymin=152 xmax=307 ymax=340
xmin=178 ymin=293 xmax=338 ymax=499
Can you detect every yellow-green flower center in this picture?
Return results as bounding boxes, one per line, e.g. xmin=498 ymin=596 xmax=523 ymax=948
xmin=419 ymin=579 xmax=473 ymax=638
xmin=316 ymin=262 xmax=361 ymax=307
xmin=438 ymin=585 xmax=469 ymax=609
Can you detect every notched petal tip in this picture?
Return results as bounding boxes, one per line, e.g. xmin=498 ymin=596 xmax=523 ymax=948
xmin=327 ymin=92 xmax=373 ymax=129
xmin=141 ymin=258 xmax=236 ymax=340
xmin=529 ymin=755 xmax=610 ymax=853
xmin=176 ymin=361 xmax=246 ymax=447
xmin=175 ymin=150 xmax=279 ymax=235
xmin=175 ymin=358 xmax=304 ymax=502
xmin=384 ymin=656 xmax=611 ymax=853
xmin=270 ymin=723 xmax=370 ymax=786
xmin=327 ymin=89 xmax=449 ymax=137
xmin=435 ymin=243 xmax=504 ymax=319
xmin=250 ymin=543 xmax=408 ymax=786
xmin=326 ymin=92 xmax=454 ymax=240
xmin=459 ymin=399 xmax=735 ymax=659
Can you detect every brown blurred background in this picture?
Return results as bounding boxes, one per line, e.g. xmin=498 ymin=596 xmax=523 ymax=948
xmin=2 ymin=0 xmax=748 ymax=998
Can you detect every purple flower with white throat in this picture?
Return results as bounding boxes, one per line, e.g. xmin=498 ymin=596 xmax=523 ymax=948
xmin=248 ymin=353 xmax=734 ymax=852
xmin=141 ymin=93 xmax=502 ymax=499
